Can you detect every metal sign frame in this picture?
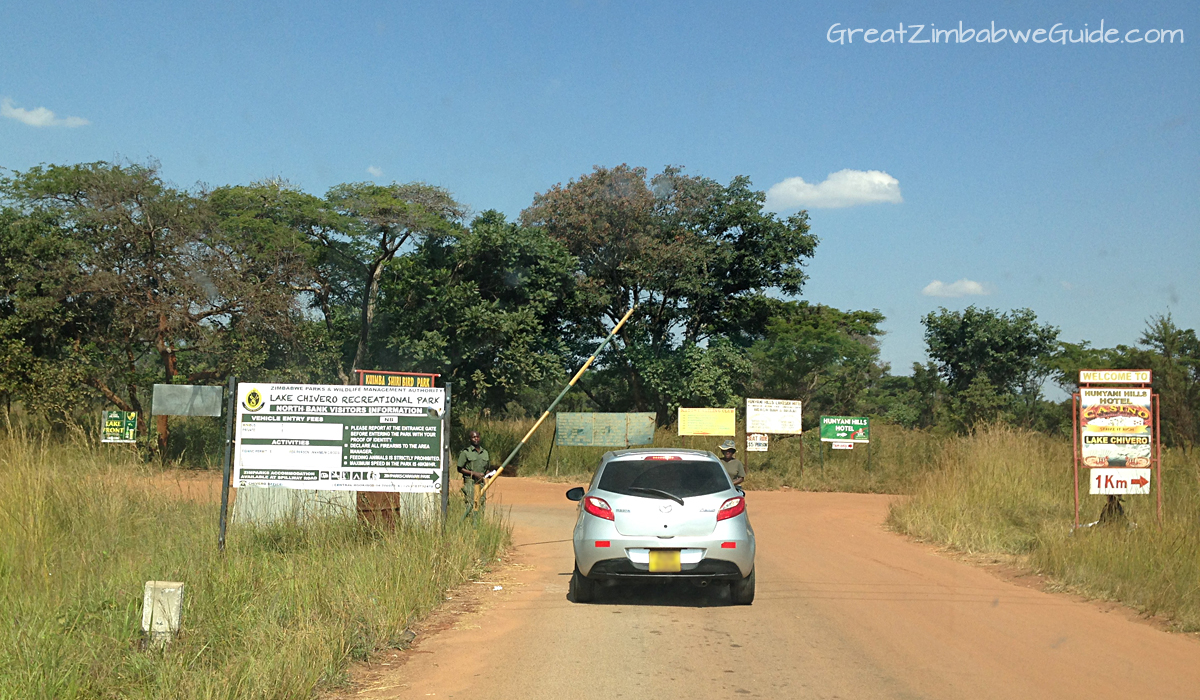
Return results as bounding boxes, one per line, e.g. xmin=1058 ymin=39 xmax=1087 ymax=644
xmin=1071 ymin=371 xmax=1161 ymax=528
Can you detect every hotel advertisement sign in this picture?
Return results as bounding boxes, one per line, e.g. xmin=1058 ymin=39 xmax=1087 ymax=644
xmin=1080 ymin=387 xmax=1152 ymax=468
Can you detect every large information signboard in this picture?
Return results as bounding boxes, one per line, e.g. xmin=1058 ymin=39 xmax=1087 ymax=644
xmin=555 ymin=412 xmax=656 ymax=447
xmin=746 ymin=399 xmax=802 ymax=434
xmin=677 ymin=408 xmax=736 ymax=436
xmin=234 ymin=383 xmax=445 ymax=492
xmin=1080 ymin=387 xmax=1152 ymax=468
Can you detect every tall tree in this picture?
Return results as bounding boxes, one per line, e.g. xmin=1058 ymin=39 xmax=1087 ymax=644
xmin=324 ymin=182 xmax=465 ymax=378
xmin=520 ymin=165 xmax=818 ymax=415
xmin=375 ymin=211 xmax=579 ymax=410
xmin=750 ymin=302 xmax=886 ymax=417
xmin=0 ymin=162 xmax=310 ymax=449
xmin=922 ymin=306 xmax=1059 ymax=428
xmin=208 ymin=180 xmax=353 ymax=382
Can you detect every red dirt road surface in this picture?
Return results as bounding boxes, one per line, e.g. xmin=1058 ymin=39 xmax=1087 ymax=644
xmin=347 ymin=479 xmax=1200 ymax=699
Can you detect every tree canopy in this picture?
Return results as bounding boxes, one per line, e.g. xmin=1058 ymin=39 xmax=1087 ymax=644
xmin=2 ymin=158 xmax=1197 ymax=455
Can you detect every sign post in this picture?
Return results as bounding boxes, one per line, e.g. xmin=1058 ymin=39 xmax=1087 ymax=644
xmin=354 ymin=369 xmax=440 ymax=388
xmin=101 ymin=410 xmax=138 ymax=443
xmin=233 ymin=383 xmax=446 ymax=492
xmin=819 ymin=416 xmax=870 ymax=470
xmin=745 ymin=398 xmax=802 ymax=473
xmin=441 ymin=382 xmax=451 ymax=525
xmin=555 ymin=412 xmax=656 ymax=447
xmin=678 ymin=408 xmax=736 ymax=439
xmin=218 ymin=376 xmax=237 ymax=552
xmin=1073 ymin=370 xmax=1160 ymax=526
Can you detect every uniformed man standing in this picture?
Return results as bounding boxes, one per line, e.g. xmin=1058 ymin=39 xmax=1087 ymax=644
xmin=457 ymin=430 xmax=491 ymax=517
xmin=718 ymin=439 xmax=746 ymax=486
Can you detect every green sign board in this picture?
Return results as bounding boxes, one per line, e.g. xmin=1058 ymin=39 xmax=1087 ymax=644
xmin=556 ymin=412 xmax=656 ymax=447
xmin=819 ymin=416 xmax=870 ymax=443
xmin=102 ymin=410 xmax=138 ymax=443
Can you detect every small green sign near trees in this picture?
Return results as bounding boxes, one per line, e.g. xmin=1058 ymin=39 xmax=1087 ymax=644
xmin=819 ymin=416 xmax=870 ymax=443
xmin=102 ymin=411 xmax=138 ymax=443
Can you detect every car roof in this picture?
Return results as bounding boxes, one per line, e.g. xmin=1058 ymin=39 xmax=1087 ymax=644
xmin=601 ymin=448 xmax=719 ymax=462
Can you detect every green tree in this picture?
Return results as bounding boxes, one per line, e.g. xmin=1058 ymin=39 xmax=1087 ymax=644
xmin=324 ymin=182 xmax=466 ymax=378
xmin=1138 ymin=314 xmax=1199 ymax=447
xmin=0 ymin=162 xmax=311 ymax=449
xmin=373 ymin=211 xmax=579 ymax=411
xmin=520 ymin=165 xmax=818 ymax=416
xmin=749 ymin=302 xmax=886 ymax=421
xmin=208 ymin=180 xmax=353 ymax=383
xmin=922 ymin=306 xmax=1059 ymax=429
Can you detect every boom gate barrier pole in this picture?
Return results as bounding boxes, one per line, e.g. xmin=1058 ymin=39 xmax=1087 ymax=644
xmin=478 ymin=306 xmax=637 ymax=502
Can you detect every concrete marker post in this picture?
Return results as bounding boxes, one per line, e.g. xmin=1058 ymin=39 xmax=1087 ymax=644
xmin=142 ymin=581 xmax=185 ymax=648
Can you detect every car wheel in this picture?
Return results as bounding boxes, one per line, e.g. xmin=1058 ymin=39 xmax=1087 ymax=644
xmin=571 ymin=564 xmax=596 ymax=603
xmin=730 ymin=569 xmax=755 ymax=605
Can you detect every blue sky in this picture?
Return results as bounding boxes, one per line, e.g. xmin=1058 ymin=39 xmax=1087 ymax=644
xmin=2 ymin=0 xmax=1196 ymax=373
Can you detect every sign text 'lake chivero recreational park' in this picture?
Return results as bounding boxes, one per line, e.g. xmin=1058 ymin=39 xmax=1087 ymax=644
xmin=233 ymin=383 xmax=446 ymax=493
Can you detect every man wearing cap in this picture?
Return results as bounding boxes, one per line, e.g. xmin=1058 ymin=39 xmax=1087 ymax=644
xmin=717 ymin=439 xmax=745 ymax=486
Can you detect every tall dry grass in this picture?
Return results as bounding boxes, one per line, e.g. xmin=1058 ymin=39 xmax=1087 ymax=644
xmin=0 ymin=427 xmax=509 ymax=699
xmin=889 ymin=425 xmax=1200 ymax=632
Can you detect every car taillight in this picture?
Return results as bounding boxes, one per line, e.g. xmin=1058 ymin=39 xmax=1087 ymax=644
xmin=716 ymin=496 xmax=745 ymax=521
xmin=583 ymin=496 xmax=615 ymax=521
xmin=644 ymin=455 xmax=683 ymax=460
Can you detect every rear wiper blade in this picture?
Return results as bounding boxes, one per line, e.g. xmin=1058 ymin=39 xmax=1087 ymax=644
xmin=627 ymin=487 xmax=685 ymax=505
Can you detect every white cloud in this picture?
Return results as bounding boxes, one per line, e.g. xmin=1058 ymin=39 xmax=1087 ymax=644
xmin=922 ymin=279 xmax=989 ymax=298
xmin=366 ymin=165 xmax=383 ymax=177
xmin=1 ymin=98 xmax=90 ymax=128
xmin=765 ymin=169 xmax=902 ymax=210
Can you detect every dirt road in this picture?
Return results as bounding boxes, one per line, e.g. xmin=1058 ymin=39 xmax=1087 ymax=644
xmin=349 ymin=479 xmax=1200 ymax=699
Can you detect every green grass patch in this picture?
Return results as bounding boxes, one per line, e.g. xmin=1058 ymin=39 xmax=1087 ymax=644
xmin=0 ymin=429 xmax=509 ymax=699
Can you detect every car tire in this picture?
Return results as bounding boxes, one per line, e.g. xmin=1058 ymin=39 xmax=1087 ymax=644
xmin=571 ymin=564 xmax=596 ymax=603
xmin=730 ymin=569 xmax=755 ymax=605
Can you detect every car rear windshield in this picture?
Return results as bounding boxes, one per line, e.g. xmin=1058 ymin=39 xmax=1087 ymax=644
xmin=597 ymin=460 xmax=730 ymax=499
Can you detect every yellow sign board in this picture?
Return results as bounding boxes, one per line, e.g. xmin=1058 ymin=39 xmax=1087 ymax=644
xmin=677 ymin=407 xmax=736 ymax=436
xmin=1079 ymin=369 xmax=1152 ymax=385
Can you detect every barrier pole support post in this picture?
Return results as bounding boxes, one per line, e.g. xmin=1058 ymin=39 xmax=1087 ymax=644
xmin=441 ymin=382 xmax=451 ymax=527
xmin=1072 ymin=392 xmax=1080 ymax=529
xmin=1155 ymin=392 xmax=1162 ymax=524
xmin=218 ymin=375 xmax=237 ymax=552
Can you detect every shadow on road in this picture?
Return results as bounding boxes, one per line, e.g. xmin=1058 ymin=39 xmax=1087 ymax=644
xmin=567 ymin=576 xmax=737 ymax=607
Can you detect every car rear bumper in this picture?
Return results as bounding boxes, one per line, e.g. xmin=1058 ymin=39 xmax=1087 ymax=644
xmin=585 ymin=557 xmax=745 ymax=580
xmin=573 ymin=515 xmax=755 ymax=578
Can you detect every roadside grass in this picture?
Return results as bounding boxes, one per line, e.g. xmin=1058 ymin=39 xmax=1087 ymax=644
xmin=0 ymin=428 xmax=509 ymax=699
xmin=889 ymin=425 xmax=1200 ymax=632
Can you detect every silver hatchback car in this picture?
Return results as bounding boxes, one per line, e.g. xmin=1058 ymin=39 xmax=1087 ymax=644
xmin=566 ymin=448 xmax=756 ymax=604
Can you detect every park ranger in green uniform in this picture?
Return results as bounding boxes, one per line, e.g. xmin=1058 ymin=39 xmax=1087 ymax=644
xmin=457 ymin=430 xmax=491 ymax=517
xmin=718 ymin=439 xmax=746 ymax=486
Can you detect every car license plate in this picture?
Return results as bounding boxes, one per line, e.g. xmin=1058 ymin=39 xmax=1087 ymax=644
xmin=649 ymin=549 xmax=681 ymax=573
